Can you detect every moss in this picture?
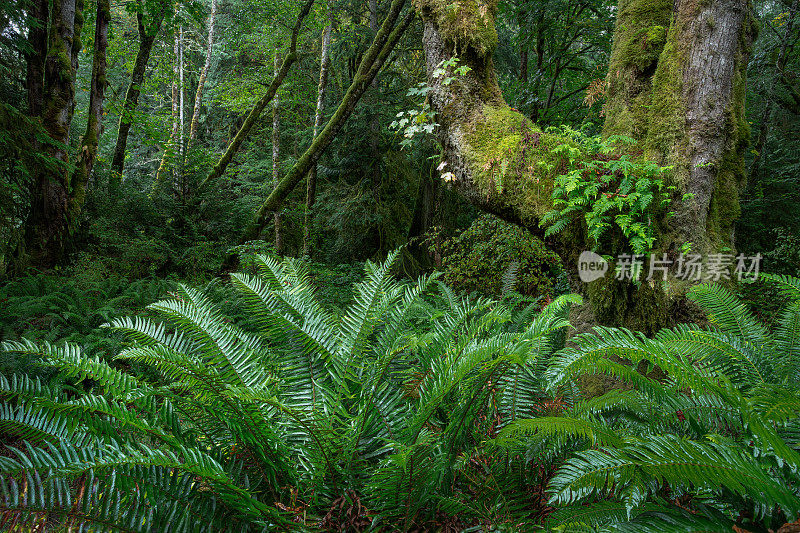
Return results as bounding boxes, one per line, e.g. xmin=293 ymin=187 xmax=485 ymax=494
xmin=462 ymin=104 xmax=567 ymax=221
xmin=603 ymin=0 xmax=673 ymax=137
xmin=413 ymin=0 xmax=498 ymax=56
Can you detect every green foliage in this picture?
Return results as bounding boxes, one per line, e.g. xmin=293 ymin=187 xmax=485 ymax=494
xmin=0 ymin=274 xmax=174 ymax=375
xmin=499 ymin=276 xmax=800 ymax=532
xmin=540 ymin=126 xmax=674 ymax=254
xmin=435 ymin=214 xmax=564 ymax=299
xmin=0 ymin=251 xmax=580 ymax=530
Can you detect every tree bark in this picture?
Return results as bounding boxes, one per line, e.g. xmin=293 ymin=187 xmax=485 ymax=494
xmin=303 ymin=22 xmax=333 ymax=257
xmin=238 ymin=0 xmax=413 ymax=245
xmin=413 ymin=0 xmax=756 ymax=331
xmin=109 ymin=0 xmax=167 ymax=186
xmin=199 ymin=0 xmax=315 ymax=189
xmin=188 ymin=0 xmax=217 ymax=145
xmin=71 ymin=0 xmax=110 ymax=226
xmin=23 ymin=0 xmax=83 ymax=268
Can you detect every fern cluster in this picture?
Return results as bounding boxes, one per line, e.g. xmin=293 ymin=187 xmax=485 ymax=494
xmin=4 ymin=253 xmax=799 ymax=531
xmin=0 ymin=251 xmax=578 ymax=531
xmin=499 ymin=274 xmax=800 ymax=531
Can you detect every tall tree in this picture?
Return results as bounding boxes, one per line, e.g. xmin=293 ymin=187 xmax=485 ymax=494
xmin=199 ymin=0 xmax=315 ymax=189
xmin=71 ymin=0 xmax=110 ymax=221
xmin=303 ymin=20 xmax=333 ymax=257
xmin=272 ymin=51 xmax=283 ymax=255
xmin=238 ymin=0 xmax=414 ymax=243
xmin=154 ymin=24 xmax=183 ymax=190
xmin=188 ymin=0 xmax=217 ymax=145
xmin=22 ymin=0 xmax=85 ymax=268
xmin=109 ymin=0 xmax=168 ymax=187
xmin=413 ymin=0 xmax=757 ymax=331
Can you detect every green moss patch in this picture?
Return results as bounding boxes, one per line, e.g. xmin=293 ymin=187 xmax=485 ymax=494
xmin=463 ymin=105 xmax=568 ymax=221
xmin=413 ymin=0 xmax=498 ymax=56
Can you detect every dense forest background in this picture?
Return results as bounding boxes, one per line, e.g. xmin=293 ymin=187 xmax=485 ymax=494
xmin=1 ymin=0 xmax=800 ymax=530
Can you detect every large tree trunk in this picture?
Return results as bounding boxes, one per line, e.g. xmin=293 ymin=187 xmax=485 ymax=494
xmin=23 ymin=0 xmax=84 ymax=268
xmin=109 ymin=0 xmax=167 ymax=188
xmin=414 ymin=0 xmax=756 ymax=332
xmin=303 ymin=22 xmax=333 ymax=257
xmin=70 ymin=0 xmax=110 ymax=225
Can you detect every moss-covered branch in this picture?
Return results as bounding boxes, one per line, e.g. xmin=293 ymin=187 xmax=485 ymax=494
xmin=238 ymin=0 xmax=415 ymax=244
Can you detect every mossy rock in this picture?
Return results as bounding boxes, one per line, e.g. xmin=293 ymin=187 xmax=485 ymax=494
xmin=437 ymin=214 xmax=562 ymax=298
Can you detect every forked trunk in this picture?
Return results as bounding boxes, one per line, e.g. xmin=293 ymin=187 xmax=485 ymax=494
xmin=110 ymin=0 xmax=167 ymax=187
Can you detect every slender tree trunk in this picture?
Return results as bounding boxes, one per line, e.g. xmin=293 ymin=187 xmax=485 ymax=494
xmin=179 ymin=25 xmax=184 ymax=158
xmin=200 ymin=0 xmax=315 ymax=189
xmin=154 ymin=26 xmax=182 ymax=191
xmin=24 ymin=0 xmax=84 ymax=268
xmin=303 ymin=22 xmax=333 ymax=257
xmin=178 ymin=24 xmax=185 ymax=194
xmin=188 ymin=0 xmax=217 ymax=146
xmin=414 ymin=0 xmax=756 ymax=332
xmin=71 ymin=0 xmax=110 ymax=224
xmin=109 ymin=0 xmax=167 ymax=187
xmin=273 ymin=51 xmax=284 ymax=255
xmin=238 ymin=0 xmax=413 ymax=245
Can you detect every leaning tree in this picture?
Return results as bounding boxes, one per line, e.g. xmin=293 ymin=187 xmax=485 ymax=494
xmin=413 ymin=0 xmax=757 ymax=332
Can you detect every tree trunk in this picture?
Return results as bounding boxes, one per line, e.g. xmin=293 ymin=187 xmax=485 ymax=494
xmin=23 ymin=0 xmax=83 ymax=268
xmin=273 ymin=51 xmax=284 ymax=255
xmin=71 ymin=0 xmax=110 ymax=225
xmin=109 ymin=0 xmax=167 ymax=187
xmin=414 ymin=0 xmax=756 ymax=331
xmin=154 ymin=26 xmax=182 ymax=191
xmin=199 ymin=0 xmax=315 ymax=189
xmin=303 ymin=22 xmax=333 ymax=257
xmin=188 ymin=0 xmax=217 ymax=146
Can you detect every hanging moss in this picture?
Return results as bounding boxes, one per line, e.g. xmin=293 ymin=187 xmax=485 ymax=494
xmin=413 ymin=0 xmax=498 ymax=56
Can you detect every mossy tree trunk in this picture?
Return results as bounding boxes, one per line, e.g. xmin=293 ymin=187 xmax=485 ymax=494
xmin=303 ymin=21 xmax=333 ymax=258
xmin=237 ymin=0 xmax=414 ymax=245
xmin=71 ymin=0 xmax=110 ymax=227
xmin=188 ymin=0 xmax=217 ymax=147
xmin=415 ymin=0 xmax=756 ymax=332
xmin=23 ymin=0 xmax=84 ymax=269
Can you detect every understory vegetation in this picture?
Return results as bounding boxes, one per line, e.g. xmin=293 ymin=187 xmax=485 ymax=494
xmin=1 ymin=254 xmax=799 ymax=531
